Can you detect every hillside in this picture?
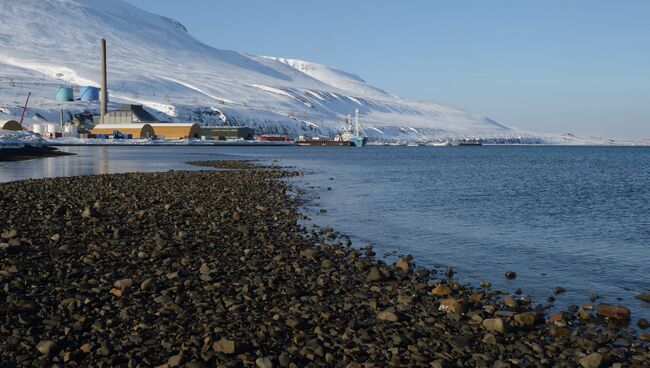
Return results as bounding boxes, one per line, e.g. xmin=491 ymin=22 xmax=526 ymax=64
xmin=0 ymin=0 xmax=524 ymax=141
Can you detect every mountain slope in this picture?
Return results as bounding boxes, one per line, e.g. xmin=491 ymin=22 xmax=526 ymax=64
xmin=0 ymin=0 xmax=519 ymax=140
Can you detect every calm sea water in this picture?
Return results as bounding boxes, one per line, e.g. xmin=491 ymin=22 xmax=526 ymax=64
xmin=1 ymin=145 xmax=649 ymax=322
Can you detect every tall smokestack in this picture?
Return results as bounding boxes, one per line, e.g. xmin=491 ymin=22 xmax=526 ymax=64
xmin=100 ymin=38 xmax=108 ymax=124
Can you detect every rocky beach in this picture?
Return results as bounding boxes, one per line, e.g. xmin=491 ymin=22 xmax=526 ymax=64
xmin=0 ymin=160 xmax=648 ymax=367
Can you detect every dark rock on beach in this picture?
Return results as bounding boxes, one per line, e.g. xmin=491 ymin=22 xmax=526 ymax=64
xmin=0 ymin=160 xmax=647 ymax=366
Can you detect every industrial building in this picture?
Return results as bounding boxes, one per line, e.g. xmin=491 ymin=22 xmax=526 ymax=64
xmin=150 ymin=123 xmax=201 ymax=139
xmin=200 ymin=126 xmax=254 ymax=140
xmin=91 ymin=123 xmax=155 ymax=138
xmin=1 ymin=120 xmax=23 ymax=131
xmin=94 ymin=104 xmax=159 ymax=125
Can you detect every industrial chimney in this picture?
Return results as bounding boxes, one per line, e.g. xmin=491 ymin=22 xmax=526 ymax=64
xmin=100 ymin=39 xmax=108 ymax=124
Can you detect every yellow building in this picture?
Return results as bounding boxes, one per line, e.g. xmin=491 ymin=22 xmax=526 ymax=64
xmin=150 ymin=123 xmax=201 ymax=139
xmin=91 ymin=123 xmax=155 ymax=138
xmin=1 ymin=120 xmax=23 ymax=131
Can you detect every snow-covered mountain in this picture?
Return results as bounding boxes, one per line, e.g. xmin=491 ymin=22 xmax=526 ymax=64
xmin=0 ymin=0 xmax=528 ymax=141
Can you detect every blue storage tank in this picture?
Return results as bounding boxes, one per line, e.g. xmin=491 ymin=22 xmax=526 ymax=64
xmin=80 ymin=86 xmax=100 ymax=101
xmin=56 ymin=86 xmax=74 ymax=101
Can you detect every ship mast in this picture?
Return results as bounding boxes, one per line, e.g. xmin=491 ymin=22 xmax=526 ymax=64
xmin=354 ymin=108 xmax=360 ymax=137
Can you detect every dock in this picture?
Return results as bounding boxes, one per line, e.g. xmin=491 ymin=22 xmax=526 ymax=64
xmin=296 ymin=140 xmax=352 ymax=147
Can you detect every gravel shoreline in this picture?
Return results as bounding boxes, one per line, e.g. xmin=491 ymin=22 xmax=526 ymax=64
xmin=0 ymin=161 xmax=648 ymax=367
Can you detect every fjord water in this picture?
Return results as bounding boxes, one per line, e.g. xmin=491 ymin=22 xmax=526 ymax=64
xmin=1 ymin=145 xmax=649 ymax=321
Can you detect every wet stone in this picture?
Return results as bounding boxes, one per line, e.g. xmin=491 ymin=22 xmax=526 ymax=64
xmin=596 ymin=304 xmax=631 ymax=321
xmin=635 ymin=292 xmax=650 ymax=303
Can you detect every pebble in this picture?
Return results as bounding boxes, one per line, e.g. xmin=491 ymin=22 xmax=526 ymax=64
xmin=35 ymin=340 xmax=56 ymax=355
xmin=637 ymin=318 xmax=649 ymax=329
xmin=1 ymin=229 xmax=18 ymax=239
xmin=439 ymin=298 xmax=464 ymax=314
xmin=300 ymin=248 xmax=317 ymax=260
xmin=82 ymin=206 xmax=99 ymax=218
xmin=213 ymin=339 xmax=238 ymax=354
xmin=482 ymin=333 xmax=497 ymax=344
xmin=377 ymin=309 xmax=400 ymax=322
xmin=505 ymin=271 xmax=517 ymax=279
xmin=256 ymin=357 xmax=273 ymax=368
xmin=167 ymin=353 xmax=184 ymax=367
xmin=114 ymin=278 xmax=134 ymax=289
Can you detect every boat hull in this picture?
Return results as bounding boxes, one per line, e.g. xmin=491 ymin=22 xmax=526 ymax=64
xmin=347 ymin=136 xmax=368 ymax=147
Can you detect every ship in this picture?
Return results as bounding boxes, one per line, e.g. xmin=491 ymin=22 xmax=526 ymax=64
xmin=454 ymin=139 xmax=483 ymax=146
xmin=429 ymin=140 xmax=451 ymax=146
xmin=340 ymin=109 xmax=368 ymax=147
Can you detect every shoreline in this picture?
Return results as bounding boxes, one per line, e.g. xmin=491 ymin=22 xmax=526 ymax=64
xmin=0 ymin=145 xmax=75 ymax=162
xmin=0 ymin=161 xmax=648 ymax=366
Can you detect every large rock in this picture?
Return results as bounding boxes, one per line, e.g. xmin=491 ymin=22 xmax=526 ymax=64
xmin=366 ymin=267 xmax=385 ymax=282
xmin=635 ymin=292 xmax=650 ymax=303
xmin=482 ymin=318 xmax=507 ymax=333
xmin=514 ymin=312 xmax=537 ymax=327
xmin=439 ymin=298 xmax=464 ymax=314
xmin=212 ymin=339 xmax=242 ymax=354
xmin=431 ymin=284 xmax=452 ymax=296
xmin=394 ymin=257 xmax=412 ymax=272
xmin=503 ymin=296 xmax=518 ymax=308
xmin=578 ymin=352 xmax=603 ymax=368
xmin=596 ymin=304 xmax=631 ymax=321
xmin=36 ymin=340 xmax=57 ymax=355
xmin=114 ymin=278 xmax=134 ymax=289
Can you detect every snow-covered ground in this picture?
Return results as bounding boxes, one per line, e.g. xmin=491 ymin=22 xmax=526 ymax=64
xmin=0 ymin=129 xmax=46 ymax=149
xmin=0 ymin=0 xmax=643 ymax=145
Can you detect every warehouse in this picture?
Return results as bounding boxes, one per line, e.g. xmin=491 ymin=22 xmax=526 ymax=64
xmin=1 ymin=120 xmax=23 ymax=131
xmin=91 ymin=123 xmax=155 ymax=138
xmin=94 ymin=104 xmax=159 ymax=125
xmin=150 ymin=123 xmax=201 ymax=139
xmin=200 ymin=126 xmax=255 ymax=140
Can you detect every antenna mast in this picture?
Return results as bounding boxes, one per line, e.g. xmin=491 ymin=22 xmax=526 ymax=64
xmin=355 ymin=108 xmax=360 ymax=136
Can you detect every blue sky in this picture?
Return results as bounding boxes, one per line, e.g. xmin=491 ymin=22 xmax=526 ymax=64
xmin=125 ymin=0 xmax=650 ymax=139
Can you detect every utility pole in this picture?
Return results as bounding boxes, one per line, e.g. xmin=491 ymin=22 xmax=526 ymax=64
xmin=100 ymin=39 xmax=108 ymax=124
xmin=19 ymin=92 xmax=31 ymax=126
